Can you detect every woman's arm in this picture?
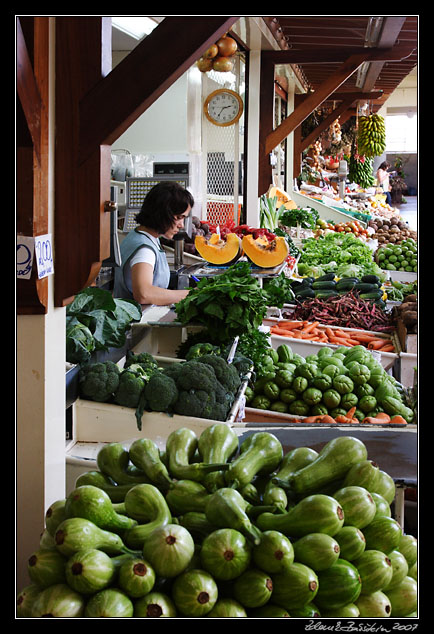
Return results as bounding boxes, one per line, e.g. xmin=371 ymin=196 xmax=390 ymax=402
xmin=131 ymin=261 xmax=189 ymax=305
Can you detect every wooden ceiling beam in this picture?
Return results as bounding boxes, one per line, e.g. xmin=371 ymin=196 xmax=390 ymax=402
xmin=265 ymin=52 xmax=370 ymax=155
xmin=262 ymin=44 xmax=415 ymax=66
xmin=300 ymin=96 xmax=358 ymax=152
xmin=79 ymin=16 xmax=238 ymax=164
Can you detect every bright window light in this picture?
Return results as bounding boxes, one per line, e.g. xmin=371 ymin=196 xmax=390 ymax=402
xmin=111 ymin=16 xmax=158 ymax=40
xmin=386 ymin=113 xmax=417 ymax=153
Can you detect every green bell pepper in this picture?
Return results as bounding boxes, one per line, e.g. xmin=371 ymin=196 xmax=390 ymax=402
xmin=263 ymin=380 xmax=281 ymax=401
xmin=291 ymin=353 xmax=305 ymax=367
xmin=321 ymin=364 xmax=341 ymax=379
xmin=317 ymin=346 xmax=334 ymax=359
xmin=292 ymin=376 xmax=309 ymax=394
xmin=348 ymin=363 xmax=371 ymax=386
xmin=244 ymin=386 xmax=254 ymax=404
xmin=311 ymin=403 xmax=329 ymax=416
xmin=356 ymin=383 xmax=375 ymax=398
xmin=295 ymin=363 xmax=319 ymax=382
xmin=275 ymin=362 xmax=296 ymax=372
xmin=271 ymin=400 xmax=289 ymax=413
xmin=302 ymin=387 xmax=323 ymax=406
xmin=332 ymin=374 xmax=355 ymax=395
xmin=341 ymin=392 xmax=358 ymax=409
xmin=276 ymin=343 xmax=293 ymax=363
xmin=251 ymin=395 xmax=271 ymax=410
xmin=322 ymin=389 xmax=341 ymax=409
xmin=319 ymin=356 xmax=343 ymax=370
xmin=358 ymin=395 xmax=377 ymax=413
xmin=330 ymin=407 xmax=348 ymax=418
xmin=367 ymin=366 xmax=386 ymax=389
xmin=267 ymin=348 xmax=279 ymax=364
xmin=274 ymin=369 xmax=295 ymax=390
xmin=312 ymin=373 xmax=333 ymax=391
xmin=280 ymin=388 xmax=298 ymax=404
xmin=289 ymin=399 xmax=310 ymax=416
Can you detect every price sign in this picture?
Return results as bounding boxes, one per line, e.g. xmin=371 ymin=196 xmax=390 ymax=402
xmin=34 ymin=234 xmax=54 ymax=279
xmin=16 ymin=236 xmax=35 ymax=280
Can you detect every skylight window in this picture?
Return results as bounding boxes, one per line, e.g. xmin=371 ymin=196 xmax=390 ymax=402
xmin=111 ymin=16 xmax=158 ymax=40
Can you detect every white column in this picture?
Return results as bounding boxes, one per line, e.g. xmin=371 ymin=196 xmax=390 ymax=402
xmin=245 ymin=49 xmax=261 ymax=227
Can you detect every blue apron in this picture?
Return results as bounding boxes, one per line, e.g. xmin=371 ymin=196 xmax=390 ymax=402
xmin=113 ymin=229 xmax=170 ymax=301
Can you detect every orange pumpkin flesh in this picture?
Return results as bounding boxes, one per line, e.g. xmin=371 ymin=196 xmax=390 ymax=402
xmin=241 ymin=234 xmax=289 ymax=268
xmin=195 ymin=232 xmax=241 ymax=265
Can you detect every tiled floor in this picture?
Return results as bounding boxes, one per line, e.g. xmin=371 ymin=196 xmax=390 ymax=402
xmin=395 ymin=196 xmax=417 ymax=231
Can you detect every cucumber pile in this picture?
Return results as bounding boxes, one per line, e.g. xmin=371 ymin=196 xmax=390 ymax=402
xmin=247 ymin=343 xmax=414 ymax=423
xmin=17 ymin=427 xmax=417 ymax=618
xmin=290 ymin=273 xmax=385 ymax=304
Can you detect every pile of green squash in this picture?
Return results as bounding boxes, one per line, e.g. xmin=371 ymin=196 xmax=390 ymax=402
xmin=247 ymin=343 xmax=414 ymax=423
xmin=17 ymin=426 xmax=417 ymax=618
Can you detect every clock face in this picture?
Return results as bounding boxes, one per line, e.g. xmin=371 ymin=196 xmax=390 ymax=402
xmin=205 ymin=90 xmax=243 ymax=126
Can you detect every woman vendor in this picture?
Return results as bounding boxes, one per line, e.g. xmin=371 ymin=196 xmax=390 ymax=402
xmin=113 ymin=181 xmax=194 ymax=305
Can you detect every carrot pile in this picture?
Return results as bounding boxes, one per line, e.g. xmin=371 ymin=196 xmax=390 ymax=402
xmin=269 ymin=319 xmax=396 ymax=353
xmin=290 ymin=407 xmax=406 ymax=426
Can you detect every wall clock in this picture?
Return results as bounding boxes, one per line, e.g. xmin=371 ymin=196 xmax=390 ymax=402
xmin=203 ymin=88 xmax=244 ymax=127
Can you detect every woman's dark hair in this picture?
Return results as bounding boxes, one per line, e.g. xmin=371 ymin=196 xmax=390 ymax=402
xmin=379 ymin=162 xmax=390 ymax=171
xmin=135 ymin=181 xmax=194 ymax=233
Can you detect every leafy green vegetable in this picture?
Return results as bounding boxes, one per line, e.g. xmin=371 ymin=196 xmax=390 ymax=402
xmin=66 ymin=287 xmax=142 ymax=361
xmin=175 ymin=262 xmax=268 ymax=342
xmin=300 ymin=233 xmax=374 ymax=269
xmin=279 ymin=206 xmax=319 ymax=230
xmin=65 ymin=316 xmax=96 ymax=364
xmin=262 ymin=272 xmax=295 ymax=308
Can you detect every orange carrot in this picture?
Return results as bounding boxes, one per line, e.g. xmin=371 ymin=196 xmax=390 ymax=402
xmin=375 ymin=412 xmax=391 ymax=422
xmin=270 ymin=327 xmax=296 ymax=337
xmin=377 ymin=343 xmax=395 ymax=353
xmin=363 ymin=417 xmax=389 ymax=424
xmin=390 ymin=415 xmax=407 ymax=425
xmin=345 ymin=407 xmax=357 ymax=419
xmin=276 ymin=320 xmax=304 ymax=330
xmin=351 ymin=332 xmax=379 ymax=343
xmin=303 ymin=415 xmax=324 ymax=424
xmin=302 ymin=321 xmax=320 ymax=334
xmin=319 ymin=415 xmax=337 ymax=425
xmin=367 ymin=339 xmax=389 ymax=350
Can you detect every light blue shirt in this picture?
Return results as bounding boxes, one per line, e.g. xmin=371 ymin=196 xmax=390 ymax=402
xmin=113 ymin=228 xmax=170 ymax=301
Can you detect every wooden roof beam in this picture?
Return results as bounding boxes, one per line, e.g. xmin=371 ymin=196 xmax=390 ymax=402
xmin=79 ymin=16 xmax=238 ymax=164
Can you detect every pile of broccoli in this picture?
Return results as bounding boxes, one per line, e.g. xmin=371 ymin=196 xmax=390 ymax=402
xmin=78 ymin=350 xmax=245 ymax=424
xmin=78 ymin=352 xmax=160 ymax=408
xmin=144 ymin=354 xmax=242 ymax=421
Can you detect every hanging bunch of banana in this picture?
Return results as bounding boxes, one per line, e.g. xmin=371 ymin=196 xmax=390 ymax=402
xmin=348 ymin=154 xmax=376 ymax=189
xmin=357 ymin=113 xmax=386 ymax=157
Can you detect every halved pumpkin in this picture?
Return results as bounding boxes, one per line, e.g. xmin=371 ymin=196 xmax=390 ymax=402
xmin=241 ymin=234 xmax=289 ymax=268
xmin=195 ymin=232 xmax=242 ymax=265
xmin=268 ymin=186 xmax=297 ymax=210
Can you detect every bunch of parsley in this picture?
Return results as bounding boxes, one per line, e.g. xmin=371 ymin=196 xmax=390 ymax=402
xmin=175 ymin=262 xmax=268 ymax=343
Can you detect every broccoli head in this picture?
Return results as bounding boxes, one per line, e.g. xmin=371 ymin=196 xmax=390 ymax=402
xmin=144 ymin=372 xmax=179 ymax=412
xmin=185 ymin=342 xmax=220 ymax=361
xmin=173 ymin=388 xmax=217 ymax=419
xmin=156 ymin=359 xmax=237 ymax=421
xmin=79 ymin=360 xmax=120 ymax=402
xmin=113 ymin=364 xmax=147 ymax=408
xmin=197 ymin=354 xmax=241 ymax=395
xmin=124 ymin=351 xmax=158 ymax=377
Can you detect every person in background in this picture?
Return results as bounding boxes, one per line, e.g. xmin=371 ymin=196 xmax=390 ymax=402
xmin=376 ymin=161 xmax=392 ymax=205
xmin=113 ymin=181 xmax=194 ymax=306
